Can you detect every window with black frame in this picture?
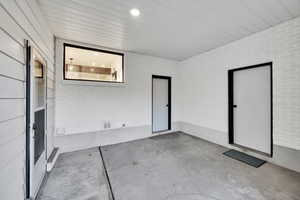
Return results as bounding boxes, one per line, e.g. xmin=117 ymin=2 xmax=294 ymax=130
xmin=64 ymin=44 xmax=124 ymax=83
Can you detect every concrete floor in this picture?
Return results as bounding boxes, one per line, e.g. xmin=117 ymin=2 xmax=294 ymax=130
xmin=37 ymin=148 xmax=111 ymax=200
xmin=38 ymin=132 xmax=300 ymax=200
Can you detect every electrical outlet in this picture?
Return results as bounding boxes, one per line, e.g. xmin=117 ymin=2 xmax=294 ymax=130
xmin=104 ymin=121 xmax=111 ymax=129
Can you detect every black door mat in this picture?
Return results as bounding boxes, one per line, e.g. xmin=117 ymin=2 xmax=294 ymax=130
xmin=223 ymin=149 xmax=266 ymax=168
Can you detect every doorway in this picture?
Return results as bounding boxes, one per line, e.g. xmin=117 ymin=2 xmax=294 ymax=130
xmin=152 ymin=75 xmax=171 ymax=133
xmin=228 ymin=62 xmax=273 ymax=157
xmin=26 ymin=42 xmax=48 ymax=199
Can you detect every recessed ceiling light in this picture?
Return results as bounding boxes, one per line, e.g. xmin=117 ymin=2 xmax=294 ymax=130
xmin=130 ymin=8 xmax=140 ymax=17
xmin=94 ymin=52 xmax=99 ymax=56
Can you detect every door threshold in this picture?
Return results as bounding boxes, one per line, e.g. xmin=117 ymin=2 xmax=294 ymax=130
xmin=152 ymin=129 xmax=171 ymax=134
xmin=231 ymin=143 xmax=272 ymax=158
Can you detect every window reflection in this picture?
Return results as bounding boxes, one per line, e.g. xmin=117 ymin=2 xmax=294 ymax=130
xmin=64 ymin=44 xmax=124 ymax=83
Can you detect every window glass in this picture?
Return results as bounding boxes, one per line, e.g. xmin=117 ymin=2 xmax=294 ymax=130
xmin=64 ymin=44 xmax=124 ymax=83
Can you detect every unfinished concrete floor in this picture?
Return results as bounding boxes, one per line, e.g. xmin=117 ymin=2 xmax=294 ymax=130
xmin=38 ymin=132 xmax=300 ymax=200
xmin=37 ymin=148 xmax=111 ymax=200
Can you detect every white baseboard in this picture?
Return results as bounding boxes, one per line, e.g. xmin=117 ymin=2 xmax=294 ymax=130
xmin=52 ymin=121 xmax=300 ymax=173
xmin=179 ymin=121 xmax=300 ymax=173
xmin=47 ymin=147 xmax=60 ymax=172
xmin=54 ymin=122 xmax=180 ymax=153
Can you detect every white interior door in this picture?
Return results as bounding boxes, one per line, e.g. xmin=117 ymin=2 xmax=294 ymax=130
xmin=233 ymin=65 xmax=271 ymax=154
xmin=30 ymin=48 xmax=47 ymax=198
xmin=153 ymin=77 xmax=170 ymax=132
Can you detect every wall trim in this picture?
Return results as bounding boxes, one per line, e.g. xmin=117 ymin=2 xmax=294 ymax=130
xmin=55 ymin=122 xmax=180 ymax=153
xmin=53 ymin=121 xmax=300 ymax=173
xmin=180 ymin=121 xmax=300 ymax=173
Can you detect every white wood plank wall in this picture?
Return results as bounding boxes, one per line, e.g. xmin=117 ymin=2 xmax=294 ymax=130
xmin=0 ymin=0 xmax=54 ymax=199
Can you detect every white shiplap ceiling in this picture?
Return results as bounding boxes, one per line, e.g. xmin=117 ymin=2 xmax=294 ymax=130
xmin=38 ymin=0 xmax=300 ymax=61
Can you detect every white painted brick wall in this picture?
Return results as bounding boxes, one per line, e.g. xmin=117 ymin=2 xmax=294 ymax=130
xmin=180 ymin=17 xmax=300 ymax=150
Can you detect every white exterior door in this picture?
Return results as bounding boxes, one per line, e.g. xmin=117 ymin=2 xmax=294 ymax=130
xmin=29 ymin=47 xmax=47 ymax=199
xmin=152 ymin=77 xmax=170 ymax=133
xmin=233 ymin=64 xmax=271 ymax=155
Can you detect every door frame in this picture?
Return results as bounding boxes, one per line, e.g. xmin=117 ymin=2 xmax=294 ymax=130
xmin=25 ymin=40 xmax=48 ymax=199
xmin=25 ymin=40 xmax=31 ymax=199
xmin=228 ymin=62 xmax=273 ymax=157
xmin=152 ymin=75 xmax=172 ymax=133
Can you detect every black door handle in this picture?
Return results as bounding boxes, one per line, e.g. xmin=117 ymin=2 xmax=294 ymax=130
xmin=233 ymin=105 xmax=237 ymax=108
xmin=33 ymin=123 xmax=37 ymax=130
xmin=166 ymin=104 xmax=169 ymax=107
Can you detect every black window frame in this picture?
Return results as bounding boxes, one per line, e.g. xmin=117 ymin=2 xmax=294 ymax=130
xmin=63 ymin=43 xmax=125 ymax=83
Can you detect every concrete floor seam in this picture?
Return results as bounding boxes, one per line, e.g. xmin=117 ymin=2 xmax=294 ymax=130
xmin=99 ymin=146 xmax=115 ymax=200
